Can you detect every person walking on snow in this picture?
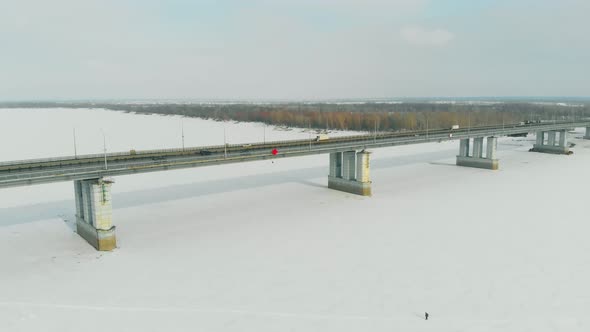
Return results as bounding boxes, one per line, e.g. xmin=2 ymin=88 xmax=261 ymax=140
xmin=425 ymin=312 xmax=429 ymax=320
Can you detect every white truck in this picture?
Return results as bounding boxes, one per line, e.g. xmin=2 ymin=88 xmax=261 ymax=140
xmin=315 ymin=134 xmax=329 ymax=142
xmin=448 ymin=124 xmax=460 ymax=138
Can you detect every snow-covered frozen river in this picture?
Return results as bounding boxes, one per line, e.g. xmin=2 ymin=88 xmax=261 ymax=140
xmin=1 ymin=108 xmax=589 ymax=332
xmin=0 ymin=108 xmax=359 ymax=162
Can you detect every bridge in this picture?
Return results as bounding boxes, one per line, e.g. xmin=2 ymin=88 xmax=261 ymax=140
xmin=2 ymin=121 xmax=590 ymax=251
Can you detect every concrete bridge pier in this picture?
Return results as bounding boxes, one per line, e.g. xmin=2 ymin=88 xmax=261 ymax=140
xmin=584 ymin=127 xmax=590 ymax=140
xmin=328 ymin=150 xmax=372 ymax=196
xmin=74 ymin=177 xmax=116 ymax=251
xmin=531 ymin=130 xmax=570 ymax=154
xmin=456 ymin=137 xmax=499 ymax=170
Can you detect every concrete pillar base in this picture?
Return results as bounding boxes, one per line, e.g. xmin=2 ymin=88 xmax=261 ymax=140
xmin=74 ymin=177 xmax=116 ymax=251
xmin=328 ymin=176 xmax=371 ymax=196
xmin=76 ymin=218 xmax=116 ymax=251
xmin=531 ymin=144 xmax=570 ymax=155
xmin=456 ymin=156 xmax=499 ymax=170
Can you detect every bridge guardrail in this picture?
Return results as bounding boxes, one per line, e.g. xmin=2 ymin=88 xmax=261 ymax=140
xmin=1 ymin=121 xmax=588 ymax=176
xmin=2 ymin=120 xmax=587 ymax=167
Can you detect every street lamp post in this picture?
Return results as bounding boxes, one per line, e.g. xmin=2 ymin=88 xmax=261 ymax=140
xmin=309 ymin=121 xmax=312 ymax=151
xmin=224 ymin=126 xmax=227 ymax=159
xmin=181 ymin=120 xmax=185 ymax=151
xmin=73 ymin=128 xmax=78 ymax=159
xmin=468 ymin=111 xmax=471 ymax=136
xmin=374 ymin=118 xmax=377 ymax=144
xmin=101 ymin=130 xmax=107 ymax=170
xmin=425 ymin=114 xmax=429 ymax=140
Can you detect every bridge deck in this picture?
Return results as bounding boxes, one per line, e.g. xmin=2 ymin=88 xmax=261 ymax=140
xmin=1 ymin=121 xmax=588 ymax=188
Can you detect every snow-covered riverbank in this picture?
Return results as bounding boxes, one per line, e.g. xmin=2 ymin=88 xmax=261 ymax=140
xmin=1 ymin=108 xmax=589 ymax=332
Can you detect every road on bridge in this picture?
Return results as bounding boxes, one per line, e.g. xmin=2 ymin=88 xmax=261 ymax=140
xmin=1 ymin=120 xmax=589 ymax=188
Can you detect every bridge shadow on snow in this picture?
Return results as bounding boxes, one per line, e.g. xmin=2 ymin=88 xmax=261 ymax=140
xmin=0 ymin=148 xmax=456 ymax=227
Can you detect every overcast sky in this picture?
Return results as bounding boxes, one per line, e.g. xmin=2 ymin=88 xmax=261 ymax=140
xmin=1 ymin=0 xmax=588 ymax=100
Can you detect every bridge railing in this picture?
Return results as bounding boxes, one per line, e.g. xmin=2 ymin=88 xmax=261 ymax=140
xmin=0 ymin=120 xmax=588 ymax=167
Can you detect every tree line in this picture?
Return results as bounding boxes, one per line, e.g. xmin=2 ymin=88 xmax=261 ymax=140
xmin=2 ymin=101 xmax=589 ymax=132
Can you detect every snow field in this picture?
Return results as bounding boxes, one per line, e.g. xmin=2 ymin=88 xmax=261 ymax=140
xmin=1 ymin=109 xmax=589 ymax=331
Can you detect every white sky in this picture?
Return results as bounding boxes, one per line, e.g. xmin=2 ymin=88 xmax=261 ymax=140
xmin=0 ymin=0 xmax=588 ymax=100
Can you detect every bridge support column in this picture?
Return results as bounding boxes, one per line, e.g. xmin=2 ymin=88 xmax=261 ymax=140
xmin=536 ymin=131 xmax=544 ymax=146
xmin=459 ymin=138 xmax=470 ymax=157
xmin=328 ymin=152 xmax=342 ymax=178
xmin=486 ymin=136 xmax=498 ymax=160
xmin=74 ymin=178 xmax=116 ymax=251
xmin=328 ymin=150 xmax=371 ymax=196
xmin=584 ymin=127 xmax=590 ymax=140
xmin=559 ymin=129 xmax=568 ymax=147
xmin=531 ymin=130 xmax=570 ymax=154
xmin=548 ymin=131 xmax=556 ymax=146
xmin=456 ymin=137 xmax=499 ymax=170
xmin=472 ymin=137 xmax=484 ymax=158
